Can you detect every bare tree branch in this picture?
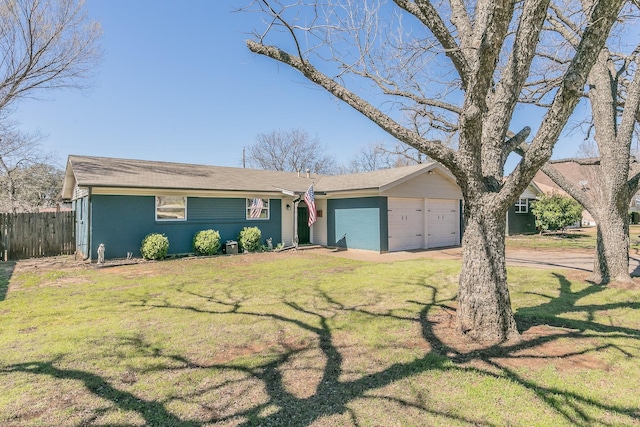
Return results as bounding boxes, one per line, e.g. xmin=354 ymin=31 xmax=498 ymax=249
xmin=617 ymin=45 xmax=640 ymax=147
xmin=246 ymin=40 xmax=458 ymax=172
xmin=502 ymin=0 xmax=625 ymax=208
xmin=0 ymin=0 xmax=102 ymax=114
xmin=393 ymin=0 xmax=470 ymax=89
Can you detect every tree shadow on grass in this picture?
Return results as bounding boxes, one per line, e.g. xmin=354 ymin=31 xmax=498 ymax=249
xmin=0 ymin=261 xmax=15 ymax=301
xmin=415 ymin=278 xmax=640 ymax=425
xmin=3 ymin=272 xmax=640 ymax=426
xmin=2 ymin=357 xmax=200 ymax=427
xmin=515 ymin=273 xmax=640 ymax=336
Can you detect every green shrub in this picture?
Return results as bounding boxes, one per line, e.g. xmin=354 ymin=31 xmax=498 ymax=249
xmin=140 ymin=233 xmax=169 ymax=260
xmin=238 ymin=226 xmax=262 ymax=252
xmin=193 ymin=229 xmax=221 ymax=255
xmin=531 ymin=194 xmax=583 ymax=233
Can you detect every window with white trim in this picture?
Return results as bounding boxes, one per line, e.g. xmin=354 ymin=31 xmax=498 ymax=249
xmin=514 ymin=198 xmax=528 ymax=214
xmin=247 ymin=198 xmax=269 ymax=220
xmin=156 ymin=196 xmax=187 ymax=221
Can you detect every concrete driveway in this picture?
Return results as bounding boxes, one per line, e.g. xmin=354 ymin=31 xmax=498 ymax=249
xmin=309 ymin=246 xmax=640 ymax=276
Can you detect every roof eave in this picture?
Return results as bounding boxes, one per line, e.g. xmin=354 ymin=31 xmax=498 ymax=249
xmin=60 ymin=158 xmax=78 ymax=200
xmin=378 ymin=162 xmax=453 ymax=193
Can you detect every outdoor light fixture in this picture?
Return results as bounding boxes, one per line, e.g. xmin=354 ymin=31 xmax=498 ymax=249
xmin=286 ymin=204 xmax=291 ymax=210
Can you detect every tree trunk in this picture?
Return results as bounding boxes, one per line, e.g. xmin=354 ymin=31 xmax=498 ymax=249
xmin=458 ymin=203 xmax=519 ymax=344
xmin=593 ymin=207 xmax=631 ymax=284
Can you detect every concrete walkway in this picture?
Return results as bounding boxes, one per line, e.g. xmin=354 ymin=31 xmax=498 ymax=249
xmin=308 ymin=246 xmax=640 ymax=275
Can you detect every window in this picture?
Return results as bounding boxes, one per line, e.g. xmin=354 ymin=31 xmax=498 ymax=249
xmin=515 ymin=198 xmax=528 ymax=214
xmin=156 ymin=196 xmax=186 ymax=221
xmin=247 ymin=198 xmax=269 ymax=220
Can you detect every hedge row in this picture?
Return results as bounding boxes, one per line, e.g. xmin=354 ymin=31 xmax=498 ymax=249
xmin=139 ymin=227 xmax=266 ymax=260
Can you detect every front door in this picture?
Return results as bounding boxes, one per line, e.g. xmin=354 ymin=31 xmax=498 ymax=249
xmin=297 ymin=205 xmax=310 ymax=245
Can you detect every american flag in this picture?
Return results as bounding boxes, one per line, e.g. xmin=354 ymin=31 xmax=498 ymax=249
xmin=304 ymin=184 xmax=316 ymax=227
xmin=249 ymin=198 xmax=264 ymax=218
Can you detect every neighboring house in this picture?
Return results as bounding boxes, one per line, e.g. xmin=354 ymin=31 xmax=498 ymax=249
xmin=61 ymin=155 xmax=463 ymax=260
xmin=531 ymin=160 xmax=600 ymax=227
xmin=506 ymin=182 xmax=541 ymax=235
xmin=506 ymin=160 xmax=605 ymax=235
xmin=38 ymin=204 xmax=72 ymax=213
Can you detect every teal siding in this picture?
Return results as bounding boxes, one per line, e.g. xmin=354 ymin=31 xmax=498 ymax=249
xmin=327 ymin=197 xmax=388 ymax=252
xmin=506 ymin=201 xmax=537 ymax=235
xmin=188 ymin=198 xmax=246 ymax=220
xmin=90 ymin=195 xmax=281 ymax=260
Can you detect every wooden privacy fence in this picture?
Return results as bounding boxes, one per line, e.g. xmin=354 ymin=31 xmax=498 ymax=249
xmin=0 ymin=212 xmax=75 ymax=260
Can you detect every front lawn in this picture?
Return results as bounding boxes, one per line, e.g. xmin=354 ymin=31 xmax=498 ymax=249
xmin=507 ymin=224 xmax=640 ymax=251
xmin=1 ymin=253 xmax=639 ymax=426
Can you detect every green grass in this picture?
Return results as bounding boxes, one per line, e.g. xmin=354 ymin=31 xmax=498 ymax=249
xmin=1 ymin=253 xmax=639 ymax=426
xmin=506 ymin=224 xmax=640 ymax=251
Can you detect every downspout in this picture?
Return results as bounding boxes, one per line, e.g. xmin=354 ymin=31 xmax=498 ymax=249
xmin=84 ymin=186 xmax=92 ymax=261
xmin=505 ymin=207 xmax=510 ymax=236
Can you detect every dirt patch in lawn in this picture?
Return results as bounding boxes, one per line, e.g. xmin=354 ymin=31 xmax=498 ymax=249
xmin=607 ymin=279 xmax=640 ymax=290
xmin=425 ymin=308 xmax=611 ymax=372
xmin=12 ymin=255 xmax=92 ymax=274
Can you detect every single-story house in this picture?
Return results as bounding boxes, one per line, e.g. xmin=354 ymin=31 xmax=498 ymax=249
xmin=505 ymin=160 xmax=600 ymax=235
xmin=505 ymin=158 xmax=640 ymax=234
xmin=506 ymin=182 xmax=541 ymax=235
xmin=61 ymin=155 xmax=463 ymax=260
xmin=531 ymin=160 xmax=600 ymax=227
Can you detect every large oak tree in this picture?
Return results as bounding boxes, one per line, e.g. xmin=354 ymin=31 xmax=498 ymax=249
xmin=522 ymin=1 xmax=640 ymax=283
xmin=245 ymin=0 xmax=624 ymax=343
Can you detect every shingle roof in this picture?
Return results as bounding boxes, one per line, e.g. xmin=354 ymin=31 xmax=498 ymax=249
xmin=62 ymin=155 xmax=441 ymax=199
xmin=316 ymin=163 xmax=434 ymax=192
xmin=65 ymin=155 xmax=315 ymax=194
xmin=532 ymin=160 xmax=596 ymax=195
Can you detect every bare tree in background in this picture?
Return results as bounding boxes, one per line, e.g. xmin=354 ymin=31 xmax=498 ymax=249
xmin=0 ymin=0 xmax=101 ymax=114
xmin=0 ymin=0 xmax=100 ymax=211
xmin=0 ymin=128 xmax=62 ymax=212
xmin=245 ymin=0 xmax=624 ymax=343
xmin=575 ymin=140 xmax=599 ymax=158
xmin=0 ymin=163 xmax=64 ymax=212
xmin=245 ymin=128 xmax=337 ymax=174
xmin=348 ymin=141 xmax=424 ymax=172
xmin=521 ymin=1 xmax=640 ymax=283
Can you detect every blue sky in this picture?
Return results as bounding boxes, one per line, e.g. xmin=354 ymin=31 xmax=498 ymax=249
xmin=14 ymin=1 xmax=581 ymax=170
